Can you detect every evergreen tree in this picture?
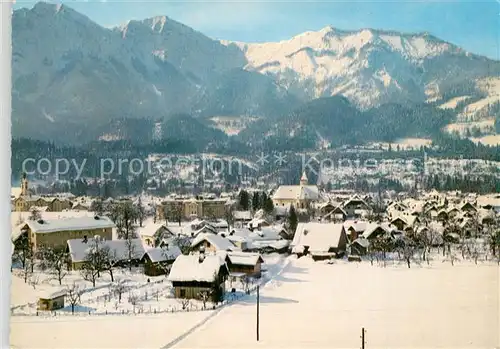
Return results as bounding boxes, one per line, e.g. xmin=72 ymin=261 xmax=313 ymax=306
xmin=238 ymin=190 xmax=250 ymax=211
xmin=288 ymin=205 xmax=298 ymax=235
xmin=262 ymin=193 xmax=275 ymax=215
xmin=252 ymin=192 xmax=260 ymax=212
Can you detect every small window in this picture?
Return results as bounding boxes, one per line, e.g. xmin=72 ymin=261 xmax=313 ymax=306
xmin=180 ymin=289 xmax=186 ymax=297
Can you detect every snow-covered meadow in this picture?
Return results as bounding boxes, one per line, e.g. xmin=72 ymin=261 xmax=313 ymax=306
xmin=9 ymin=254 xmax=287 ymax=347
xmin=173 ymin=255 xmax=499 ymax=349
xmin=10 ymin=253 xmax=499 ymax=348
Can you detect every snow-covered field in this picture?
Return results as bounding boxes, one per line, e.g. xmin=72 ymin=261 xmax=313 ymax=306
xmin=173 ymin=256 xmax=499 ymax=349
xmin=445 ymin=119 xmax=495 ymax=136
xmin=10 ymin=254 xmax=499 ymax=348
xmin=470 ymin=134 xmax=500 ymax=146
xmin=9 ymin=254 xmax=288 ymax=348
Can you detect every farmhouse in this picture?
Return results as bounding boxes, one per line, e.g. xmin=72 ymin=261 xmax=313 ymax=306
xmin=341 ymin=195 xmax=372 ymax=219
xmin=291 ymin=223 xmax=348 ymax=260
xmin=137 ymin=221 xmax=171 ymax=247
xmin=233 ymin=210 xmax=252 ymax=224
xmin=142 ymin=245 xmax=182 ymax=276
xmin=66 ymin=237 xmax=146 ymax=270
xmin=224 ymin=252 xmax=264 ymax=278
xmin=12 ymin=216 xmax=115 ymax=251
xmin=349 ymin=237 xmax=370 ymax=256
xmin=190 ymin=233 xmax=236 ymax=253
xmin=168 ymin=253 xmax=229 ymax=301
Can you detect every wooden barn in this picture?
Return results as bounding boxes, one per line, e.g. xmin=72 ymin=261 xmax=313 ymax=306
xmin=168 ymin=253 xmax=229 ymax=302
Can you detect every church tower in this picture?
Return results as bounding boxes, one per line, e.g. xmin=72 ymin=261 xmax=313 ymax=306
xmin=20 ymin=172 xmax=29 ymax=197
xmin=300 ymin=171 xmax=308 ymax=186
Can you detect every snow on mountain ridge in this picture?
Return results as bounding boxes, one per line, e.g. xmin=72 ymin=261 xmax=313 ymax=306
xmin=220 ymin=26 xmax=471 ymax=108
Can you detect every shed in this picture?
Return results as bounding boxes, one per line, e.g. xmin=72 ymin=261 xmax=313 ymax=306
xmin=38 ymin=289 xmax=66 ymax=311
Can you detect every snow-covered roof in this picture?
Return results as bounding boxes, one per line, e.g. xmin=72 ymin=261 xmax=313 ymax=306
xmin=145 ymin=245 xmax=182 ymax=263
xmin=343 ymin=220 xmax=367 ymax=232
xmin=272 ymin=185 xmax=319 ymax=201
xmin=136 ymin=221 xmax=167 ymax=238
xmin=168 ymin=254 xmax=228 ymax=282
xmin=342 ymin=195 xmax=371 ymax=209
xmin=351 ymin=237 xmax=369 ymax=248
xmin=22 ymin=216 xmax=115 ymax=234
xmin=191 ymin=233 xmax=236 ymax=251
xmin=233 ymin=211 xmax=252 ymax=220
xmin=362 ymin=223 xmax=393 ymax=239
xmin=247 ymin=239 xmax=290 ymax=250
xmin=292 ymin=223 xmax=346 ymax=253
xmin=39 ymin=289 xmax=67 ymax=300
xmin=226 ymin=252 xmax=264 ymax=266
xmin=67 ymin=238 xmax=145 ymax=263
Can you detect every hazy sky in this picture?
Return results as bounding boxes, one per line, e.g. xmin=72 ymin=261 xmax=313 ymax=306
xmin=14 ymin=0 xmax=500 ymax=59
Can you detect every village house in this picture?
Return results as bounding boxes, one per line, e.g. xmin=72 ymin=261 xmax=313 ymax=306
xmin=322 ymin=205 xmax=348 ymax=222
xmin=157 ymin=198 xmax=228 ymax=221
xmin=137 ymin=221 xmax=172 ymax=247
xmin=340 ymin=195 xmax=372 ymax=219
xmin=291 ymin=223 xmax=348 ymax=260
xmin=348 ymin=237 xmax=370 ymax=256
xmin=190 ymin=233 xmax=237 ymax=253
xmin=233 ymin=211 xmax=252 ymax=224
xmin=222 ymin=251 xmax=264 ymax=278
xmin=12 ymin=215 xmax=115 ymax=251
xmin=168 ymin=253 xmax=229 ymax=301
xmin=71 ymin=203 xmax=89 ymax=211
xmin=66 ymin=237 xmax=146 ymax=270
xmin=272 ymin=171 xmax=320 ymax=209
xmin=142 ymin=245 xmax=182 ymax=276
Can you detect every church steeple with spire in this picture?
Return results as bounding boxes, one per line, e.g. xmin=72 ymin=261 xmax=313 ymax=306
xmin=20 ymin=172 xmax=29 ymax=197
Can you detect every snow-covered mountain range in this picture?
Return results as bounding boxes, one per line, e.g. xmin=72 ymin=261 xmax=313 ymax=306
xmin=224 ymin=26 xmax=496 ymax=109
xmin=11 ymin=2 xmax=500 ymax=146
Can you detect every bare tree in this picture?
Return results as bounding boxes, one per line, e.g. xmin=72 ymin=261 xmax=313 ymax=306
xmin=135 ymin=196 xmax=146 ymax=227
xmin=178 ymin=298 xmax=190 ymax=311
xmin=242 ymin=275 xmax=252 ymax=294
xmin=444 ymin=249 xmax=459 ymax=266
xmin=80 ymin=237 xmax=105 ymax=287
xmin=29 ymin=273 xmax=40 ymax=290
xmin=81 ymin=263 xmax=99 ymax=288
xmin=28 ymin=207 xmax=42 ymax=221
xmin=198 ymin=290 xmax=212 ymax=310
xmin=21 ymin=258 xmax=33 ymax=283
xmin=66 ymin=283 xmax=82 ymax=314
xmin=110 ymin=202 xmax=139 ymax=239
xmin=400 ymin=238 xmax=416 ymax=269
xmin=487 ymin=228 xmax=500 ymax=263
xmin=128 ymin=292 xmax=139 ymax=313
xmin=152 ymin=288 xmax=160 ymax=302
xmin=125 ymin=232 xmax=138 ymax=272
xmin=112 ymin=280 xmax=128 ymax=303
xmin=99 ymin=245 xmax=118 ymax=282
xmin=41 ymin=246 xmax=69 ymax=285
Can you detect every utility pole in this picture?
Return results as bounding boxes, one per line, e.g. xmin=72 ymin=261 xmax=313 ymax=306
xmin=256 ymin=285 xmax=260 ymax=341
xmin=361 ymin=327 xmax=365 ymax=349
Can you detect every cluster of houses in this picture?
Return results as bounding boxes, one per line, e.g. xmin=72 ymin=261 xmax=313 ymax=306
xmin=11 ymin=172 xmax=500 ymax=308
